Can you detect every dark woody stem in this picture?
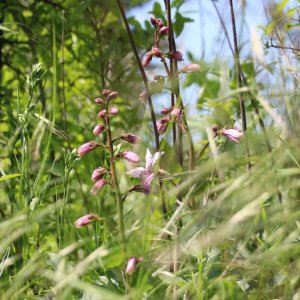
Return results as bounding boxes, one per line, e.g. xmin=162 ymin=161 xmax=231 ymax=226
xmin=115 ymin=0 xmax=159 ymax=151
xmin=228 ymin=0 xmax=251 ymax=170
xmin=105 ymin=101 xmax=126 ymax=252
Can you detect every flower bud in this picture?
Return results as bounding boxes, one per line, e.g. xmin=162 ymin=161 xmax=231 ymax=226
xmin=171 ymin=107 xmax=182 ymax=122
xmin=153 ymin=75 xmax=165 ymax=81
xmin=170 ymin=51 xmax=183 ymax=61
xmin=151 ymin=47 xmax=162 ymax=57
xmin=157 ymin=117 xmax=170 ymax=135
xmin=98 ymin=109 xmax=107 ymax=119
xmin=95 ymin=97 xmax=105 ymax=104
xmin=178 ymin=63 xmax=201 ymax=73
xmin=93 ymin=124 xmax=105 ymax=136
xmin=77 ymin=141 xmax=98 ymax=157
xmin=108 ymin=91 xmax=119 ymax=99
xmin=161 ymin=107 xmax=173 ymax=114
xmin=220 ymin=128 xmax=243 ymax=143
xmin=142 ymin=52 xmax=153 ymax=67
xmin=121 ymin=133 xmax=139 ymax=144
xmin=125 ymin=256 xmax=143 ymax=275
xmin=109 ymin=107 xmax=118 ymax=115
xmin=90 ymin=179 xmax=109 ymax=195
xmin=74 ymin=213 xmax=99 ymax=228
xmin=150 ymin=17 xmax=157 ymax=27
xmin=102 ymin=89 xmax=111 ymax=96
xmin=156 ymin=19 xmax=163 ymax=28
xmin=159 ymin=26 xmax=169 ymax=35
xmin=122 ymin=151 xmax=140 ymax=163
xmin=91 ymin=167 xmax=107 ymax=182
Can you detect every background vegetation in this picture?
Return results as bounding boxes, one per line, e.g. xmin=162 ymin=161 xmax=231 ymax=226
xmin=1 ymin=0 xmax=300 ymax=299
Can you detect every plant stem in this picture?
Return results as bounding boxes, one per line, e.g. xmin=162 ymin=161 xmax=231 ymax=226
xmin=228 ymin=0 xmax=251 ymax=170
xmin=115 ymin=0 xmax=159 ymax=151
xmin=105 ymin=103 xmax=126 ymax=252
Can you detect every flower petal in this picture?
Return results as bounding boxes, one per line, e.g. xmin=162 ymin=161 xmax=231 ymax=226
xmin=126 ymin=167 xmax=148 ymax=178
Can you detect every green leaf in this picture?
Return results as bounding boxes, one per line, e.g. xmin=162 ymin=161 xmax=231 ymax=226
xmin=0 ymin=174 xmax=21 ymax=182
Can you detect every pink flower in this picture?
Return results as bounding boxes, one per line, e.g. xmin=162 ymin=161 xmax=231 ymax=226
xmin=121 ymin=133 xmax=139 ymax=144
xmin=161 ymin=107 xmax=173 ymax=114
xmin=178 ymin=64 xmax=201 ymax=73
xmin=93 ymin=124 xmax=105 ymax=136
xmin=98 ymin=109 xmax=107 ymax=119
xmin=139 ymin=90 xmax=147 ymax=103
xmin=122 ymin=151 xmax=140 ymax=163
xmin=74 ymin=213 xmax=99 ymax=228
xmin=90 ymin=179 xmax=109 ymax=195
xmin=220 ymin=128 xmax=243 ymax=143
xmin=127 ymin=149 xmax=164 ymax=193
xmin=91 ymin=167 xmax=107 ymax=182
xmin=171 ymin=107 xmax=182 ymax=123
xmin=102 ymin=89 xmax=111 ymax=96
xmin=159 ymin=26 xmax=169 ymax=35
xmin=77 ymin=141 xmax=98 ymax=157
xmin=171 ymin=51 xmax=183 ymax=61
xmin=150 ymin=17 xmax=157 ymax=27
xmin=156 ymin=19 xmax=163 ymax=28
xmin=108 ymin=91 xmax=119 ymax=99
xmin=109 ymin=107 xmax=118 ymax=115
xmin=125 ymin=256 xmax=143 ymax=275
xmin=95 ymin=97 xmax=105 ymax=104
xmin=151 ymin=47 xmax=162 ymax=57
xmin=142 ymin=52 xmax=153 ymax=67
xmin=156 ymin=116 xmax=170 ymax=135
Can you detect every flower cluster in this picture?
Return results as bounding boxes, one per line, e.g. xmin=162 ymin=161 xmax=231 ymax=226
xmin=77 ymin=89 xmax=140 ymax=196
xmin=156 ymin=106 xmax=183 ymax=135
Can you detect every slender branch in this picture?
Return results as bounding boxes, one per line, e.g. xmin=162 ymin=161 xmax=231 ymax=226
xmin=105 ymin=101 xmax=126 ymax=251
xmin=115 ymin=0 xmax=159 ymax=151
xmin=228 ymin=0 xmax=251 ymax=170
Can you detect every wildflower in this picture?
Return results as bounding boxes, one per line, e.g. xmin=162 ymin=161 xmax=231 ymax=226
xmin=90 ymin=179 xmax=109 ymax=195
xmin=139 ymin=90 xmax=147 ymax=103
xmin=126 ymin=256 xmax=143 ymax=275
xmin=108 ymin=91 xmax=119 ymax=99
xmin=102 ymin=89 xmax=111 ymax=96
xmin=109 ymin=107 xmax=118 ymax=115
xmin=159 ymin=26 xmax=169 ymax=35
xmin=150 ymin=17 xmax=157 ymax=27
xmin=220 ymin=128 xmax=243 ymax=143
xmin=178 ymin=63 xmax=201 ymax=73
xmin=91 ymin=167 xmax=107 ymax=182
xmin=122 ymin=151 xmax=140 ymax=163
xmin=156 ymin=116 xmax=170 ymax=135
xmin=77 ymin=141 xmax=98 ymax=157
xmin=127 ymin=148 xmax=164 ymax=192
xmin=156 ymin=19 xmax=163 ymax=28
xmin=142 ymin=52 xmax=153 ymax=67
xmin=121 ymin=133 xmax=139 ymax=144
xmin=170 ymin=51 xmax=183 ymax=61
xmin=95 ymin=97 xmax=105 ymax=104
xmin=93 ymin=124 xmax=105 ymax=136
xmin=98 ymin=109 xmax=107 ymax=118
xmin=151 ymin=47 xmax=162 ymax=57
xmin=161 ymin=107 xmax=173 ymax=114
xmin=74 ymin=213 xmax=99 ymax=228
xmin=171 ymin=107 xmax=182 ymax=123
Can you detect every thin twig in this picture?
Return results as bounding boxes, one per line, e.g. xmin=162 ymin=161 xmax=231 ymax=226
xmin=115 ymin=0 xmax=159 ymax=151
xmin=228 ymin=0 xmax=251 ymax=170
